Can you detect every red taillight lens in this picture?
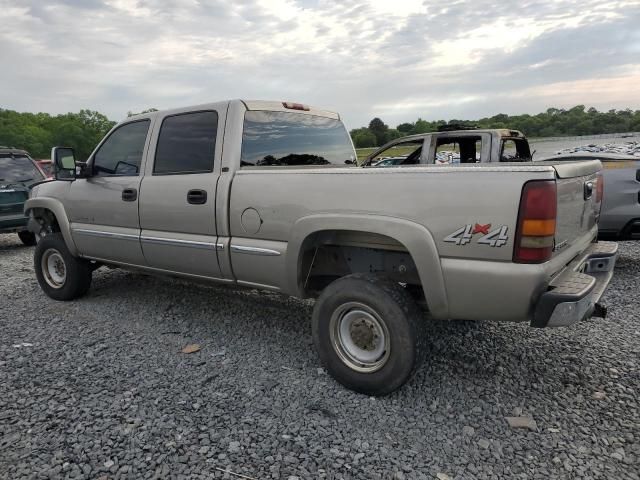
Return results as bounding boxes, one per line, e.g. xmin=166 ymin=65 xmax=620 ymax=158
xmin=596 ymin=171 xmax=604 ymax=203
xmin=514 ymin=180 xmax=557 ymax=264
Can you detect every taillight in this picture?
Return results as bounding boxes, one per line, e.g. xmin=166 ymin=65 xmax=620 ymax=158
xmin=283 ymin=102 xmax=310 ymax=111
xmin=513 ymin=180 xmax=557 ymax=264
xmin=596 ymin=171 xmax=604 ymax=203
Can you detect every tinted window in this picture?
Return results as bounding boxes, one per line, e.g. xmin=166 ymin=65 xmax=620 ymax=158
xmin=0 ymin=155 xmax=45 ymax=186
xmin=93 ymin=120 xmax=150 ymax=176
xmin=154 ymin=111 xmax=218 ymax=175
xmin=241 ymin=111 xmax=355 ymax=167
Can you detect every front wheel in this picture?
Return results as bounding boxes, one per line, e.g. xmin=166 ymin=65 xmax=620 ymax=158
xmin=34 ymin=233 xmax=92 ymax=301
xmin=312 ymin=273 xmax=426 ymax=396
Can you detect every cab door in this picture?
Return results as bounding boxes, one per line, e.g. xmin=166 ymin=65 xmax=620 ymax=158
xmin=138 ymin=109 xmax=225 ymax=279
xmin=66 ymin=119 xmax=152 ymax=265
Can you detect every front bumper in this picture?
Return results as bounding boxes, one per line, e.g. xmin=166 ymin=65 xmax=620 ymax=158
xmin=532 ymin=241 xmax=618 ymax=328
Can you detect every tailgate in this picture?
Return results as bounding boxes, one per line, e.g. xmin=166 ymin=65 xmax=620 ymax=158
xmin=552 ymin=160 xmax=602 ymax=256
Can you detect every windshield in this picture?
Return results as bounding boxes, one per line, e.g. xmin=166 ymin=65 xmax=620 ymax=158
xmin=0 ymin=155 xmax=45 ymax=187
xmin=241 ymin=111 xmax=356 ymax=166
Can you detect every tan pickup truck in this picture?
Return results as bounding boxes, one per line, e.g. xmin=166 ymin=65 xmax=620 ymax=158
xmin=25 ymin=100 xmax=617 ymax=395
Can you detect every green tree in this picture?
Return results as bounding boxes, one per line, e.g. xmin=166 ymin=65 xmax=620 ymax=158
xmin=397 ymin=122 xmax=414 ymax=134
xmin=0 ymin=108 xmax=115 ymax=160
xmin=350 ymin=128 xmax=376 ymax=148
xmin=368 ymin=118 xmax=388 ymax=146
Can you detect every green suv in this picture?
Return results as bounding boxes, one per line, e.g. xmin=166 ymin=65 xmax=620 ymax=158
xmin=0 ymin=147 xmax=46 ymax=245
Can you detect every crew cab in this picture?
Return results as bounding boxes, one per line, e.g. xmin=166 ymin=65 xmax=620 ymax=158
xmin=25 ymin=100 xmax=617 ymax=395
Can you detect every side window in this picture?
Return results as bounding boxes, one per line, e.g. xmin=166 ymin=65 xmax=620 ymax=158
xmin=369 ymin=140 xmax=423 ymax=166
xmin=435 ymin=136 xmax=482 ymax=164
xmin=93 ymin=120 xmax=150 ymax=176
xmin=500 ymin=139 xmax=531 ymax=162
xmin=154 ymin=111 xmax=218 ymax=175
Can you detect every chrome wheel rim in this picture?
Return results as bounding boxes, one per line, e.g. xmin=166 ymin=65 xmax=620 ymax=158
xmin=41 ymin=248 xmax=66 ymax=289
xmin=329 ymin=302 xmax=390 ymax=373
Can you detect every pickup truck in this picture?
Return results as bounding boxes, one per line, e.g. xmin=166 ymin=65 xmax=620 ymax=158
xmin=25 ymin=100 xmax=617 ymax=395
xmin=362 ymin=126 xmax=532 ymax=166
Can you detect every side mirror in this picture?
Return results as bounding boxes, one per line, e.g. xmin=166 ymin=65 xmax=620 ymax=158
xmin=52 ymin=147 xmax=77 ymax=181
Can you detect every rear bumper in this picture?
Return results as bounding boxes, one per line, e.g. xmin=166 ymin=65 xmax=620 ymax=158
xmin=532 ymin=241 xmax=618 ymax=328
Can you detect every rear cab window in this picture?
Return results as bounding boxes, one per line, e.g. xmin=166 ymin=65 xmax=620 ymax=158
xmin=241 ymin=111 xmax=355 ymax=167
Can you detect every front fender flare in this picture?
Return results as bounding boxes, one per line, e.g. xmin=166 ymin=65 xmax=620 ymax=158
xmin=24 ymin=197 xmax=78 ymax=256
xmin=285 ymin=214 xmax=449 ymax=319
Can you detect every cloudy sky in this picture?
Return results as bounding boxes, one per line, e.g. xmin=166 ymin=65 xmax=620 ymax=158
xmin=1 ymin=0 xmax=639 ymax=128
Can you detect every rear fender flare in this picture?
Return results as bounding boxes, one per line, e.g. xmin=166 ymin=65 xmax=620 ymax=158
xmin=286 ymin=214 xmax=448 ymax=319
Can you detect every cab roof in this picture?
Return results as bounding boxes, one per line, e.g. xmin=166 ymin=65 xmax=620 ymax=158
xmin=126 ymin=99 xmax=340 ymax=121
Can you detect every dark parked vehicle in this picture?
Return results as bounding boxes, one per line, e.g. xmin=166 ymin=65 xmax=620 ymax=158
xmin=0 ymin=147 xmax=46 ymax=245
xmin=539 ymin=152 xmax=640 ymax=240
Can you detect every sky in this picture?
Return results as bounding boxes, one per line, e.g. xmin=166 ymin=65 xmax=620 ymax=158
xmin=1 ymin=0 xmax=639 ymax=129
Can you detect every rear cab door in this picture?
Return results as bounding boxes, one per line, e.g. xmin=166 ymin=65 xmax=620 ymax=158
xmin=138 ymin=103 xmax=227 ymax=279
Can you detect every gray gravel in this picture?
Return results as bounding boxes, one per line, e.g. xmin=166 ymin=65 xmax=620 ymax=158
xmin=1 ymin=233 xmax=639 ymax=480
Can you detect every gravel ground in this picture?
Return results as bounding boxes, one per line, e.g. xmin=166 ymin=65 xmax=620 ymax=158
xmin=1 ymin=234 xmax=638 ymax=480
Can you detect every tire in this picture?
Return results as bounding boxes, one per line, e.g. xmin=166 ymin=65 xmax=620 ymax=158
xmin=312 ymin=273 xmax=426 ymax=396
xmin=34 ymin=233 xmax=92 ymax=301
xmin=18 ymin=230 xmax=36 ymax=246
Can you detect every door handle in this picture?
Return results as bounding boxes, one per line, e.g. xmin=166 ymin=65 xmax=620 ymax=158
xmin=584 ymin=181 xmax=593 ymax=200
xmin=122 ymin=188 xmax=137 ymax=202
xmin=187 ymin=189 xmax=207 ymax=205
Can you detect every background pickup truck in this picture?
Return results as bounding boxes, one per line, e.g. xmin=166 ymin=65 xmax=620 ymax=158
xmin=362 ymin=126 xmax=532 ymax=166
xmin=25 ymin=100 xmax=617 ymax=395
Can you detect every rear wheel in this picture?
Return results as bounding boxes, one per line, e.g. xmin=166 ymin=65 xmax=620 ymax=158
xmin=34 ymin=233 xmax=92 ymax=300
xmin=18 ymin=230 xmax=36 ymax=246
xmin=312 ymin=273 xmax=425 ymax=396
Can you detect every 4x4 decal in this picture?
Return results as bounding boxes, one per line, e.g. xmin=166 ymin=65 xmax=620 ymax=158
xmin=444 ymin=223 xmax=509 ymax=247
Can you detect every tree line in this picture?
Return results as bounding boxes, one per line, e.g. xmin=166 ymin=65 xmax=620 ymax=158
xmin=0 ymin=109 xmax=116 ymax=160
xmin=0 ymin=107 xmax=161 ymax=161
xmin=2 ymin=105 xmax=640 ymax=158
xmin=350 ymin=106 xmax=640 ymax=148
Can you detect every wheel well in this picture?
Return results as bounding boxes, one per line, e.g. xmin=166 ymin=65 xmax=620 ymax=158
xmin=298 ymin=230 xmax=424 ymax=303
xmin=31 ymin=208 xmax=61 ymax=234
